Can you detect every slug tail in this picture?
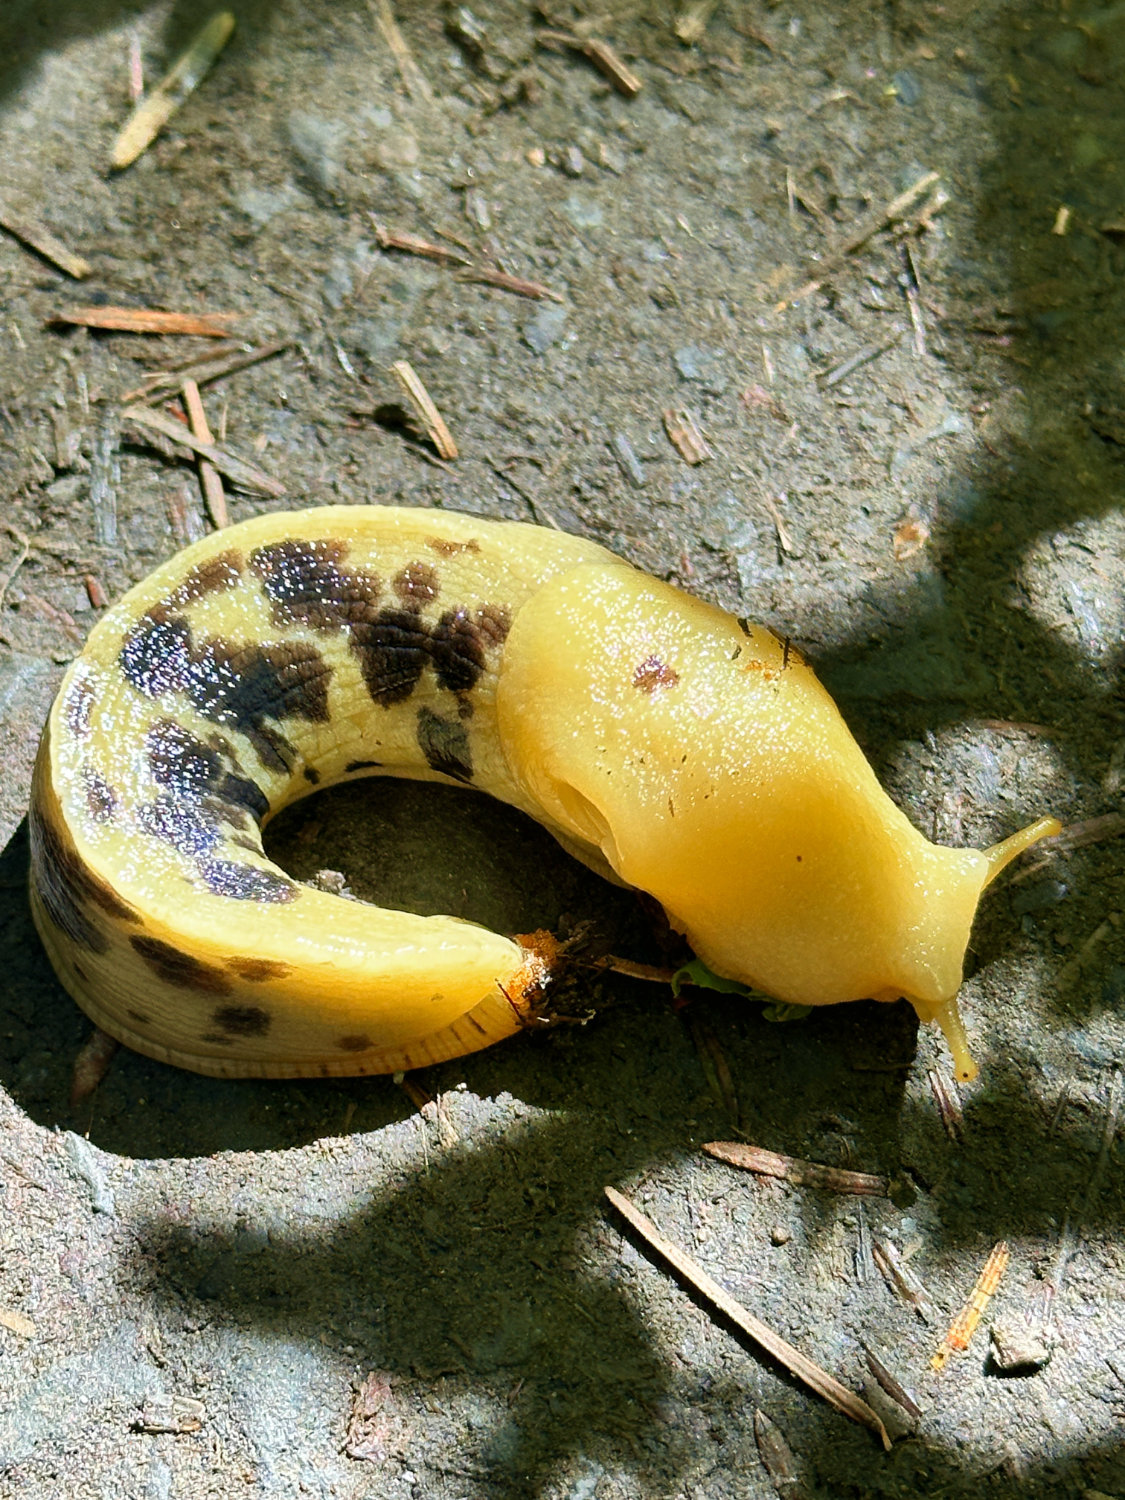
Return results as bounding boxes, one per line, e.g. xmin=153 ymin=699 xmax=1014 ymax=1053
xmin=981 ymin=816 xmax=1061 ymax=887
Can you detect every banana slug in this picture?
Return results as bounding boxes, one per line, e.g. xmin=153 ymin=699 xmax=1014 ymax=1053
xmin=28 ymin=505 xmax=1058 ymax=1082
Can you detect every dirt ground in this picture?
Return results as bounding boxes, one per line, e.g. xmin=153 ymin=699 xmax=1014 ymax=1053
xmin=1 ymin=1 xmax=1124 ymax=1497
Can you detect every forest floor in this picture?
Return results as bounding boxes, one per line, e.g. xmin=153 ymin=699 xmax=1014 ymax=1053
xmin=0 ymin=2 xmax=1123 ymax=1497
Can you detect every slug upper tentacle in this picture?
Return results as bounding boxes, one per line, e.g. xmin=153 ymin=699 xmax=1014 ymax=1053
xmin=28 ymin=505 xmax=1059 ymax=1080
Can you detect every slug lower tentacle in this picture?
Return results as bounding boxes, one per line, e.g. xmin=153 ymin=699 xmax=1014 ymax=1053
xmin=28 ymin=505 xmax=1059 ymax=1080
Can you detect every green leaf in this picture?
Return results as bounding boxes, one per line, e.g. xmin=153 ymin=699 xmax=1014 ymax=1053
xmin=760 ymin=1002 xmax=813 ymax=1023
xmin=670 ymin=959 xmax=750 ymax=998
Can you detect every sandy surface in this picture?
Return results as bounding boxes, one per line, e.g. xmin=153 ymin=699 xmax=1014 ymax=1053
xmin=1 ymin=2 xmax=1123 ymax=1497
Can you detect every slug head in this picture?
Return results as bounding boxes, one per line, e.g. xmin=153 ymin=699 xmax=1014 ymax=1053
xmin=498 ymin=565 xmax=1059 ymax=1081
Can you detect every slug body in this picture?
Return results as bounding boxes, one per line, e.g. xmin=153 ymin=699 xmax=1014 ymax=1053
xmin=29 ymin=506 xmax=1057 ymax=1081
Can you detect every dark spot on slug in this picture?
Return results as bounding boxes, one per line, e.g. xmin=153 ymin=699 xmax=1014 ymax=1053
xmin=475 ymin=602 xmax=511 ymax=648
xmin=426 ymin=535 xmax=480 ymax=556
xmin=393 ymin=560 xmax=439 ymax=604
xmin=166 ymin=549 xmax=244 ymax=608
xmin=62 ymin=678 xmax=95 ymax=739
xmin=303 ymin=767 xmax=321 ymax=784
xmin=632 ymin=656 xmax=680 ymax=693
xmin=737 ymin=617 xmax=753 ymax=636
xmin=199 ymin=860 xmax=296 ymax=902
xmin=351 ymin=606 xmax=433 ymax=707
xmin=83 ymin=769 xmax=118 ymax=823
xmin=416 ymin=706 xmax=473 ymax=783
xmin=130 ymin=935 xmax=232 ymax=994
xmin=249 ymin=538 xmax=385 ymax=632
xmin=73 ymin=963 xmax=90 ymax=983
xmin=148 ymin=720 xmax=269 ymax=823
xmin=464 ymin=1015 xmax=488 ymax=1035
xmin=198 ymin=1033 xmax=234 ymax=1046
xmin=182 ymin=637 xmax=331 ymax=772
xmin=226 ymin=956 xmax=292 ymax=981
xmin=344 ymin=759 xmax=383 ymax=773
xmin=211 ymin=1004 xmax=271 ymax=1036
xmin=123 ymin=614 xmax=332 ymax=773
xmin=429 ymin=610 xmax=485 ymax=695
xmin=336 ymin=1033 xmax=373 ymax=1051
xmin=138 ymin=797 xmax=219 ymax=858
xmin=29 ymin=760 xmax=139 ymax=953
xmin=120 ymin=611 xmax=194 ymax=697
xmin=126 ymin=1009 xmax=150 ymax=1025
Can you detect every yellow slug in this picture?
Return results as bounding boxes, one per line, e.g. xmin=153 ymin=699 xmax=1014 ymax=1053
xmin=28 ymin=505 xmax=1058 ymax=1083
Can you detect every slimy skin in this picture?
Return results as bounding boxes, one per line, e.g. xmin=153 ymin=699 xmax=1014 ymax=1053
xmin=29 ymin=505 xmax=1058 ymax=1082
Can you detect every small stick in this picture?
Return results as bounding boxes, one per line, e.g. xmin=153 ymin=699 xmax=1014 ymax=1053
xmin=663 ymin=407 xmax=710 ymax=464
xmin=373 ymin=222 xmax=472 ymax=265
xmin=605 ymin=1186 xmax=891 ymax=1449
xmin=0 ymin=201 xmax=90 ymax=279
xmin=585 ymin=955 xmax=679 ymax=984
xmin=124 ymin=339 xmax=289 ymax=403
xmin=390 ymin=360 xmax=459 ymax=460
xmin=458 ymin=266 xmax=564 ymax=302
xmin=871 ymin=1238 xmax=937 ymax=1322
xmin=536 ymin=30 xmax=642 ymax=97
xmin=898 ymin=239 xmax=927 ymax=357
xmin=753 ymin=1409 xmax=808 ymax=1500
xmin=121 ymin=403 xmax=285 ymax=497
xmin=931 ymin=1241 xmax=1010 ymax=1370
xmin=54 ymin=306 xmax=239 ymax=337
xmin=1042 ymin=1066 xmax=1121 ymax=1331
xmin=861 ymin=1342 xmax=923 ymax=1421
xmin=83 ymin=574 xmax=108 ymax=610
xmin=369 ymin=0 xmax=434 ymax=104
xmin=111 ymin=11 xmax=236 ymax=169
xmin=819 ymin=333 xmax=901 ymax=388
xmin=181 ymin=379 xmax=228 ymax=528
xmin=704 ymin=1141 xmax=888 ymax=1197
xmin=0 ymin=531 xmax=31 ymax=612
xmin=927 ymin=1069 xmax=964 ymax=1143
xmin=790 ymin=171 xmax=941 ymax=302
xmin=762 ymin=494 xmax=797 ymax=555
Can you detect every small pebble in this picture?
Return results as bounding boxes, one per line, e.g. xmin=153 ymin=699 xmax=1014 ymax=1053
xmin=770 ymin=1225 xmax=791 ymax=1246
xmin=990 ymin=1318 xmax=1052 ymax=1372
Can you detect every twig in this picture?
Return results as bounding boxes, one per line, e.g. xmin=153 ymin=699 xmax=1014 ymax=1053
xmin=663 ymin=407 xmax=710 ymax=464
xmin=536 ymin=30 xmax=642 ymax=97
xmin=53 ymin=306 xmax=239 ymax=337
xmin=818 ymin=333 xmax=901 ymax=388
xmin=181 ymin=379 xmax=228 ymax=528
xmin=0 ymin=530 xmax=30 ymax=612
xmin=121 ymin=403 xmax=285 ymax=497
xmin=110 ymin=11 xmax=236 ymax=169
xmin=368 ymin=0 xmax=434 ymax=104
xmin=0 ymin=200 xmax=90 ymax=279
xmin=1042 ymin=1066 xmax=1122 ymax=1331
xmin=390 ymin=361 xmax=458 ymax=461
xmin=898 ymin=239 xmax=927 ymax=357
xmin=373 ymin=222 xmax=472 ymax=265
xmin=458 ymin=266 xmax=564 ymax=302
xmin=605 ymin=1186 xmax=891 ymax=1448
xmin=861 ymin=1342 xmax=923 ymax=1421
xmin=753 ymin=1409 xmax=808 ymax=1499
xmin=704 ymin=1141 xmax=888 ymax=1196
xmin=932 ymin=1241 xmax=1010 ymax=1370
xmin=790 ymin=171 xmax=941 ymax=302
xmin=585 ymin=955 xmax=679 ymax=983
xmin=123 ymin=339 xmax=289 ymax=403
xmin=871 ymin=1238 xmax=936 ymax=1322
xmin=927 ymin=1069 xmax=964 ymax=1143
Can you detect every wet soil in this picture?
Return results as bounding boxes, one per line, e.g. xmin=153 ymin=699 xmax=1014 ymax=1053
xmin=0 ymin=2 xmax=1123 ymax=1497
